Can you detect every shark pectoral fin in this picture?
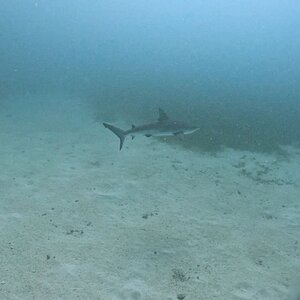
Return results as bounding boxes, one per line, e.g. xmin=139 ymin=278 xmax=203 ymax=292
xmin=158 ymin=108 xmax=169 ymax=122
xmin=145 ymin=134 xmax=152 ymax=137
xmin=174 ymin=132 xmax=184 ymax=140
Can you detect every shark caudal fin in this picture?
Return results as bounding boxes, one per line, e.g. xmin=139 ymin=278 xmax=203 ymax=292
xmin=103 ymin=123 xmax=126 ymax=150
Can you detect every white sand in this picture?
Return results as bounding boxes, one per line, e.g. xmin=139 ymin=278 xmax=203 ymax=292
xmin=0 ymin=96 xmax=299 ymax=300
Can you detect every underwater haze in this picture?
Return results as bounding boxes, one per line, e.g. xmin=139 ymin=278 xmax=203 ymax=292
xmin=1 ymin=0 xmax=300 ymax=152
xmin=0 ymin=1 xmax=300 ymax=299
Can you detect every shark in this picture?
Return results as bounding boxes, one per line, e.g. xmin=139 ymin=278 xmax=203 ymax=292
xmin=103 ymin=108 xmax=200 ymax=150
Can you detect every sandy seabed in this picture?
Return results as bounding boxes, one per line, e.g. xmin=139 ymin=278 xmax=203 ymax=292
xmin=0 ymin=96 xmax=299 ymax=300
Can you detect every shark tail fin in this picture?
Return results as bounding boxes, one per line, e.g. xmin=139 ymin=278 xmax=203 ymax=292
xmin=103 ymin=123 xmax=126 ymax=150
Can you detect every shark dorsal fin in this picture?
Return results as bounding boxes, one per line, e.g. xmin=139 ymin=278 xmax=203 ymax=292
xmin=158 ymin=108 xmax=169 ymax=122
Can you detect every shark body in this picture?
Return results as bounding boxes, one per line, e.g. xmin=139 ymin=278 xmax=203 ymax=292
xmin=103 ymin=108 xmax=200 ymax=150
